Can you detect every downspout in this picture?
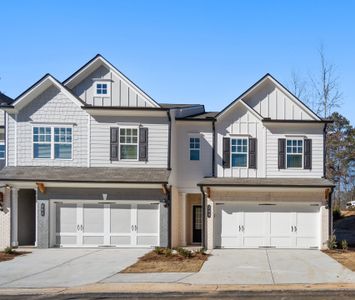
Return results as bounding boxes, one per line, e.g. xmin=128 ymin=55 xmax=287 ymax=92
xmin=323 ymin=123 xmax=327 ymax=178
xmin=166 ymin=110 xmax=172 ymax=171
xmin=328 ymin=186 xmax=335 ymax=238
xmin=199 ymin=185 xmax=206 ymax=249
xmin=212 ymin=119 xmax=216 ymax=177
xmin=163 ymin=183 xmax=172 ymax=248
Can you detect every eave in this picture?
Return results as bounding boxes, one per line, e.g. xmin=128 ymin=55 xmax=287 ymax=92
xmin=82 ymin=106 xmax=169 ymax=117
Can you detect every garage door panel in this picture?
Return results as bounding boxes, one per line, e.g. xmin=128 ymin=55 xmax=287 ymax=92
xmin=137 ymin=204 xmax=159 ymax=234
xmin=296 ymin=237 xmax=318 ymax=248
xmin=83 ymin=204 xmax=104 ymax=233
xmin=244 ymin=237 xmax=266 ymax=248
xmin=56 ymin=204 xmax=77 ymax=233
xmin=270 ymin=237 xmax=292 ymax=248
xmin=110 ymin=204 xmax=131 ymax=234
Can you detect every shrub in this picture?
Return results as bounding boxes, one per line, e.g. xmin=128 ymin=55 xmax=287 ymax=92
xmin=341 ymin=240 xmax=348 ymax=250
xmin=4 ymin=246 xmax=14 ymax=254
xmin=327 ymin=232 xmax=337 ymax=249
xmin=333 ymin=207 xmax=342 ymax=220
xmin=175 ymin=247 xmax=193 ymax=258
xmin=164 ymin=248 xmax=172 ymax=257
xmin=154 ymin=247 xmax=164 ymax=255
xmin=196 ymin=248 xmax=207 ymax=255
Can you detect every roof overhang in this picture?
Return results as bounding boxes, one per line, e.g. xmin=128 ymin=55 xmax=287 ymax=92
xmin=262 ymin=119 xmax=333 ymax=124
xmin=82 ymin=106 xmax=169 ymax=117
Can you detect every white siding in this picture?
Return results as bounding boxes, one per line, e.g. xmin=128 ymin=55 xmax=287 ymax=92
xmin=71 ymin=65 xmax=154 ymax=108
xmin=266 ymin=123 xmax=324 ymax=178
xmin=90 ymin=116 xmax=169 ymax=168
xmin=173 ymin=122 xmax=213 ymax=189
xmin=11 ymin=86 xmax=88 ymax=167
xmin=243 ymin=80 xmax=313 ymax=120
xmin=216 ymin=102 xmax=265 ymax=178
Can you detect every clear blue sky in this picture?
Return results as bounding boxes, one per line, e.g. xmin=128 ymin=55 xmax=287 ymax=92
xmin=1 ymin=0 xmax=354 ymax=123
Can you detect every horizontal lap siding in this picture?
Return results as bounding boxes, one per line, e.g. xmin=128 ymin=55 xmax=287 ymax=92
xmin=266 ymin=127 xmax=323 ymax=178
xmin=90 ymin=116 xmax=168 ymax=168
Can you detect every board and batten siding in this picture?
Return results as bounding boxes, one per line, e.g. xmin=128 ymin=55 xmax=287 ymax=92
xmin=173 ymin=122 xmax=213 ymax=189
xmin=8 ymin=86 xmax=88 ymax=167
xmin=265 ymin=124 xmax=324 ymax=178
xmin=90 ymin=116 xmax=169 ymax=168
xmin=215 ymin=103 xmax=266 ymax=178
xmin=71 ymin=65 xmax=154 ymax=107
xmin=243 ymin=81 xmax=313 ymax=120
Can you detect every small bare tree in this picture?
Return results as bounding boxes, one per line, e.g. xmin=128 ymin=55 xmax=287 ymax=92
xmin=289 ymin=70 xmax=310 ymax=105
xmin=310 ymin=44 xmax=342 ymax=118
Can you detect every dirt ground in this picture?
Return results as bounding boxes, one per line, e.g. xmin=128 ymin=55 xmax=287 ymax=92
xmin=324 ymin=249 xmax=355 ymax=271
xmin=0 ymin=251 xmax=27 ymax=262
xmin=122 ymin=250 xmax=208 ymax=273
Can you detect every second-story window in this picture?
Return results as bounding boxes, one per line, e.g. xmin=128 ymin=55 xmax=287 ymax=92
xmin=189 ymin=137 xmax=200 ymax=160
xmin=0 ymin=130 xmax=5 ymax=160
xmin=33 ymin=127 xmax=51 ymax=158
xmin=231 ymin=138 xmax=248 ymax=167
xmin=95 ymin=82 xmax=110 ymax=96
xmin=120 ymin=128 xmax=138 ymax=160
xmin=286 ymin=139 xmax=303 ymax=168
xmin=33 ymin=126 xmax=72 ymax=160
xmin=54 ymin=128 xmax=72 ymax=159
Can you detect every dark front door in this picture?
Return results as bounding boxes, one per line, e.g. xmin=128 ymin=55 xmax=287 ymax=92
xmin=192 ymin=205 xmax=202 ymax=243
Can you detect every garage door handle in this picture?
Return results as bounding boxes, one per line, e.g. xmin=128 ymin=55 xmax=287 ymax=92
xmin=135 ymin=225 xmax=137 ymax=231
xmin=294 ymin=226 xmax=297 ymax=232
xmin=291 ymin=226 xmax=294 ymax=232
xmin=131 ymin=225 xmax=134 ymax=231
xmin=238 ymin=225 xmax=241 ymax=232
xmin=77 ymin=225 xmax=80 ymax=231
xmin=242 ymin=226 xmax=245 ymax=232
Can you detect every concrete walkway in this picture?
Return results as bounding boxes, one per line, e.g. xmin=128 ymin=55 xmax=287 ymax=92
xmin=0 ymin=248 xmax=148 ymax=288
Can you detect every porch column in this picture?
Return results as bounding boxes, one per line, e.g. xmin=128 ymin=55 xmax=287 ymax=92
xmin=11 ymin=188 xmax=18 ymax=247
xmin=34 ymin=188 xmax=38 ymax=247
xmin=181 ymin=193 xmax=187 ymax=246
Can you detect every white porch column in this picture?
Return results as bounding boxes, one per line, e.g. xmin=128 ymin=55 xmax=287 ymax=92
xmin=206 ymin=197 xmax=214 ymax=250
xmin=181 ymin=193 xmax=187 ymax=246
xmin=11 ymin=188 xmax=18 ymax=247
xmin=34 ymin=188 xmax=38 ymax=247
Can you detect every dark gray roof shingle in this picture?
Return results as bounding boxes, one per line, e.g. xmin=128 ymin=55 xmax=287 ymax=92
xmin=0 ymin=167 xmax=170 ymax=183
xmin=159 ymin=103 xmax=202 ymax=109
xmin=198 ymin=177 xmax=335 ymax=187
xmin=0 ymin=92 xmax=13 ymax=105
xmin=176 ymin=112 xmax=218 ymax=120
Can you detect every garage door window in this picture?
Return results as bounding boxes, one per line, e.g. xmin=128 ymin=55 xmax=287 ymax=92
xmin=286 ymin=139 xmax=303 ymax=168
xmin=231 ymin=138 xmax=248 ymax=167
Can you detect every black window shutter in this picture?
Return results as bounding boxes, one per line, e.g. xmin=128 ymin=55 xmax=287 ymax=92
xmin=249 ymin=138 xmax=257 ymax=169
xmin=110 ymin=127 xmax=119 ymax=161
xmin=223 ymin=137 xmax=230 ymax=168
xmin=304 ymin=139 xmax=312 ymax=169
xmin=278 ymin=138 xmax=286 ymax=169
xmin=139 ymin=127 xmax=148 ymax=161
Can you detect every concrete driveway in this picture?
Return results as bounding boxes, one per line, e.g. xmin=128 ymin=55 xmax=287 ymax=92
xmin=182 ymin=249 xmax=355 ymax=285
xmin=0 ymin=248 xmax=148 ymax=288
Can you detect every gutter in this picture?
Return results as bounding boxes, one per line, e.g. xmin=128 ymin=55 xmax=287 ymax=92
xmin=197 ymin=183 xmax=335 ymax=188
xmin=163 ymin=183 xmax=172 ymax=248
xmin=328 ymin=186 xmax=335 ymax=238
xmin=199 ymin=186 xmax=206 ymax=249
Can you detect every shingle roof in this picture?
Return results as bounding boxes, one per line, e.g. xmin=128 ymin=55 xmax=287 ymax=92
xmin=159 ymin=103 xmax=202 ymax=109
xmin=176 ymin=112 xmax=218 ymax=120
xmin=0 ymin=92 xmax=13 ymax=105
xmin=198 ymin=177 xmax=335 ymax=187
xmin=0 ymin=167 xmax=170 ymax=184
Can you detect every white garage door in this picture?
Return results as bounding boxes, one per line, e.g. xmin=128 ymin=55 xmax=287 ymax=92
xmin=54 ymin=202 xmax=159 ymax=247
xmin=214 ymin=202 xmax=320 ymax=249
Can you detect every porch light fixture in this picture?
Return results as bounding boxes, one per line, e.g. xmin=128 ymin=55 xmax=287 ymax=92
xmin=36 ymin=182 xmax=46 ymax=193
xmin=102 ymin=193 xmax=108 ymax=201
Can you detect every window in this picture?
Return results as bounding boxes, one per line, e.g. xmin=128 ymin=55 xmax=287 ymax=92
xmin=286 ymin=139 xmax=303 ymax=168
xmin=231 ymin=138 xmax=248 ymax=167
xmin=54 ymin=128 xmax=72 ymax=159
xmin=120 ymin=128 xmax=138 ymax=160
xmin=189 ymin=137 xmax=200 ymax=160
xmin=33 ymin=126 xmax=72 ymax=159
xmin=0 ymin=144 xmax=5 ymax=160
xmin=95 ymin=82 xmax=110 ymax=96
xmin=33 ymin=127 xmax=51 ymax=158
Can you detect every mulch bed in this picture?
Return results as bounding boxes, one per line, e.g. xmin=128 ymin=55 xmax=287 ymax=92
xmin=122 ymin=250 xmax=209 ymax=273
xmin=323 ymin=248 xmax=355 ymax=271
xmin=0 ymin=251 xmax=28 ymax=262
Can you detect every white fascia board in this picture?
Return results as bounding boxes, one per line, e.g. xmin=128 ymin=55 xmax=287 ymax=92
xmin=217 ymin=98 xmax=263 ymax=121
xmin=83 ymin=108 xmax=168 ymax=117
xmin=12 ymin=76 xmax=84 ymax=111
xmin=64 ymin=55 xmax=160 ymax=108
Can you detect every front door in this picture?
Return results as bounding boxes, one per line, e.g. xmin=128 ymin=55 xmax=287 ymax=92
xmin=192 ymin=205 xmax=202 ymax=243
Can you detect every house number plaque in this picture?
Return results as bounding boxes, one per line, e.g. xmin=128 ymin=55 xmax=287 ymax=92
xmin=207 ymin=205 xmax=211 ymax=218
xmin=41 ymin=203 xmax=45 ymax=217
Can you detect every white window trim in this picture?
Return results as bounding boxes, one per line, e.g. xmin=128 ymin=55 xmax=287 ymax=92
xmin=94 ymin=81 xmax=111 ymax=97
xmin=32 ymin=125 xmax=74 ymax=161
xmin=189 ymin=136 xmax=201 ymax=161
xmin=286 ymin=137 xmax=304 ymax=169
xmin=119 ymin=126 xmax=139 ymax=161
xmin=231 ymin=137 xmax=249 ymax=168
xmin=0 ymin=141 xmax=5 ymax=160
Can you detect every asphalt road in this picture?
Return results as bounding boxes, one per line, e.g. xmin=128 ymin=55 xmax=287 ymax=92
xmin=1 ymin=290 xmax=355 ymax=300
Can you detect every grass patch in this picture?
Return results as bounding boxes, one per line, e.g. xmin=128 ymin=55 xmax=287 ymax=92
xmin=323 ymin=248 xmax=355 ymax=271
xmin=122 ymin=248 xmax=209 ymax=273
